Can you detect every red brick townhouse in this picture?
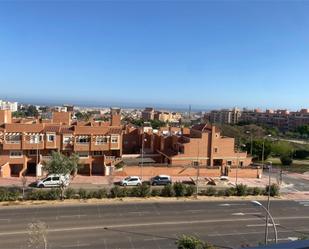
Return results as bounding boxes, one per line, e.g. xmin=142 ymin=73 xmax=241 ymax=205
xmin=0 ymin=108 xmax=122 ymax=177
xmin=123 ymin=124 xmax=252 ymax=168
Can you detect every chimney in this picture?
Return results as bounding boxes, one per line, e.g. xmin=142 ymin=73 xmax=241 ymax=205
xmin=110 ymin=107 xmax=121 ymax=126
xmin=0 ymin=110 xmax=12 ymax=124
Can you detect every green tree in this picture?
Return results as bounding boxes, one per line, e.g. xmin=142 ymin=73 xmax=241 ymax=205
xmin=43 ymin=151 xmax=79 ymax=199
xmin=246 ymin=139 xmax=272 ymax=161
xmin=25 ymin=105 xmax=39 ymax=117
xmin=176 ymin=235 xmax=217 ymax=249
xmin=271 ymin=141 xmax=293 ymax=157
xmin=280 ymin=155 xmax=293 ymax=166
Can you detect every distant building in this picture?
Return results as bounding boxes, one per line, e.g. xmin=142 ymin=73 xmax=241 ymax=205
xmin=0 ymin=100 xmax=18 ymax=112
xmin=141 ymin=107 xmax=155 ymax=121
xmin=206 ymin=108 xmax=241 ymax=124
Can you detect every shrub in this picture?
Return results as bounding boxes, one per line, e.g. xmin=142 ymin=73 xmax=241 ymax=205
xmin=65 ymin=188 xmax=76 ymax=199
xmin=86 ymin=190 xmax=97 ymax=199
xmin=139 ymin=183 xmax=151 ymax=197
xmin=236 ymin=184 xmax=248 ymax=196
xmin=216 ymin=189 xmax=225 ymax=197
xmin=173 ymin=182 xmax=186 ymax=197
xmin=225 ymin=187 xmax=236 ymax=197
xmin=109 ymin=186 xmax=128 ymax=198
xmin=0 ymin=188 xmax=20 ymax=202
xmin=94 ymin=189 xmax=108 ymax=199
xmin=185 ymin=185 xmax=195 ymax=197
xmin=161 ymin=184 xmax=175 ymax=197
xmin=201 ymin=187 xmax=216 ymax=196
xmin=265 ymin=184 xmax=280 ymax=197
xmin=294 ymin=149 xmax=309 ymax=159
xmin=176 ymin=235 xmax=217 ymax=249
xmin=252 ymin=187 xmax=263 ymax=196
xmin=27 ymin=190 xmax=46 ymax=200
xmin=78 ymin=188 xmax=88 ymax=199
xmin=151 ymin=188 xmax=160 ymax=197
xmin=280 ymin=155 xmax=293 ymax=166
xmin=46 ymin=189 xmax=61 ymax=200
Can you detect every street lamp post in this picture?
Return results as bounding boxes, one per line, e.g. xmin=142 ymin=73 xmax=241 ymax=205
xmin=141 ymin=133 xmax=145 ymax=181
xmin=265 ymin=161 xmax=272 ymax=245
xmin=251 ymin=200 xmax=278 ymax=244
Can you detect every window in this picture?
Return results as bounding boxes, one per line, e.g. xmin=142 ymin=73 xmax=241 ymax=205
xmin=95 ymin=136 xmax=109 ymax=145
xmin=111 ymin=136 xmax=118 ymax=143
xmin=29 ymin=150 xmax=37 ymax=156
xmin=47 ymin=134 xmax=55 ymax=142
xmin=52 ymin=176 xmax=59 ymax=181
xmin=63 ymin=136 xmax=72 ymax=144
xmin=93 ymin=151 xmax=103 ymax=156
xmin=29 ymin=134 xmax=42 ymax=144
xmin=78 ymin=152 xmax=89 ymax=158
xmin=227 ymin=161 xmax=232 ymax=166
xmin=10 ymin=151 xmax=23 ymax=158
xmin=5 ymin=134 xmax=21 ymax=144
xmin=192 ymin=161 xmax=199 ymax=166
xmin=76 ymin=136 xmax=90 ymax=144
xmin=43 ymin=177 xmax=51 ymax=182
xmin=214 ymin=147 xmax=218 ymax=153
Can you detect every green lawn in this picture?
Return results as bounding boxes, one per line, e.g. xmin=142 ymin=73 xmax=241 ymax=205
xmin=267 ymin=157 xmax=309 ymax=173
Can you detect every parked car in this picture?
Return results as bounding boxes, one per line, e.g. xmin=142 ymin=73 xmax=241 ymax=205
xmin=120 ymin=176 xmax=142 ymax=186
xmin=36 ymin=174 xmax=70 ymax=188
xmin=150 ymin=175 xmax=172 ymax=186
xmin=219 ymin=175 xmax=229 ymax=181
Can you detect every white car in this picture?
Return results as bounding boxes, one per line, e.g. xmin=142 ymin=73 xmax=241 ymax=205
xmin=37 ymin=174 xmax=70 ymax=188
xmin=120 ymin=176 xmax=142 ymax=186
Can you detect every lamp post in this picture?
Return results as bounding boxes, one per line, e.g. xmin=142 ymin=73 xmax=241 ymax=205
xmin=141 ymin=132 xmax=145 ymax=181
xmin=245 ymin=130 xmax=253 ymax=156
xmin=236 ymin=143 xmax=246 ymax=186
xmin=251 ymin=200 xmax=278 ymax=244
xmin=265 ymin=161 xmax=273 ymax=245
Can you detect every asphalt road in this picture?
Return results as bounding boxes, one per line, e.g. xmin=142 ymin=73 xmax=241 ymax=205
xmin=264 ymin=169 xmax=309 ymax=192
xmin=0 ymin=200 xmax=308 ymax=249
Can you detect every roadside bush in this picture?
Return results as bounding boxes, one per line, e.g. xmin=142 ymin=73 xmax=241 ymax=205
xmin=216 ymin=189 xmax=226 ymax=197
xmin=176 ymin=235 xmax=217 ymax=249
xmin=78 ymin=188 xmax=88 ymax=199
xmin=129 ymin=184 xmax=151 ymax=197
xmin=280 ymin=155 xmax=293 ymax=166
xmin=94 ymin=189 xmax=108 ymax=199
xmin=185 ymin=185 xmax=195 ymax=197
xmin=201 ymin=187 xmax=216 ymax=196
xmin=236 ymin=184 xmax=248 ymax=196
xmin=252 ymin=187 xmax=263 ymax=196
xmin=109 ymin=186 xmax=128 ymax=198
xmin=0 ymin=188 xmax=20 ymax=202
xmin=27 ymin=190 xmax=46 ymax=200
xmin=265 ymin=184 xmax=280 ymax=197
xmin=46 ymin=189 xmax=61 ymax=200
xmin=225 ymin=187 xmax=236 ymax=197
xmin=173 ymin=182 xmax=186 ymax=197
xmin=151 ymin=188 xmax=160 ymax=197
xmin=161 ymin=184 xmax=175 ymax=197
xmin=65 ymin=188 xmax=76 ymax=199
xmin=86 ymin=190 xmax=97 ymax=199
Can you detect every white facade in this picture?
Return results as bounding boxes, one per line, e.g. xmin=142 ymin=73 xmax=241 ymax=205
xmin=0 ymin=100 xmax=18 ymax=112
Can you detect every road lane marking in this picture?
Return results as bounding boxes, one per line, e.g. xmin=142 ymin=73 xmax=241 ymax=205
xmin=58 ymin=215 xmax=87 ymax=218
xmin=246 ymin=223 xmax=280 ymax=227
xmin=232 ymin=212 xmax=261 ymax=216
xmin=0 ymin=216 xmax=308 ymax=237
xmin=219 ymin=203 xmax=247 ymax=207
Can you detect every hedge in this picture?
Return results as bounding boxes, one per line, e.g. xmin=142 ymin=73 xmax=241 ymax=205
xmin=0 ymin=183 xmax=280 ymax=202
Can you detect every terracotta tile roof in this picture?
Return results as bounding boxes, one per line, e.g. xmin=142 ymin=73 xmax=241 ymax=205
xmin=44 ymin=125 xmax=61 ymax=133
xmin=4 ymin=123 xmax=44 ymax=133
xmin=60 ymin=126 xmax=74 ymax=134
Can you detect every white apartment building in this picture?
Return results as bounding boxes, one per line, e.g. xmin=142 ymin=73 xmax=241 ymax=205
xmin=0 ymin=100 xmax=18 ymax=112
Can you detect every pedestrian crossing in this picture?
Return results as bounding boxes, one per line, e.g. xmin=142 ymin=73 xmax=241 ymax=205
xmin=294 ymin=200 xmax=309 ymax=207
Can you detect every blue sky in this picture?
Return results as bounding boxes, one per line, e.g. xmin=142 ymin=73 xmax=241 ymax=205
xmin=0 ymin=1 xmax=309 ymax=110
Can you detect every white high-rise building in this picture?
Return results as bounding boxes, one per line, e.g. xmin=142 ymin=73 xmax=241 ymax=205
xmin=0 ymin=100 xmax=18 ymax=112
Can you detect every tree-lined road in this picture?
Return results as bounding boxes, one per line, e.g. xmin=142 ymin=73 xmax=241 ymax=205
xmin=0 ymin=200 xmax=308 ymax=249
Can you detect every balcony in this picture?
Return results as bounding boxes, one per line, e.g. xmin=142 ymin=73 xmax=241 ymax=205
xmin=3 ymin=140 xmax=22 ymax=150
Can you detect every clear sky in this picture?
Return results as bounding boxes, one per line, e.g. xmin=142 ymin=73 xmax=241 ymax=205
xmin=0 ymin=1 xmax=309 ymax=110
